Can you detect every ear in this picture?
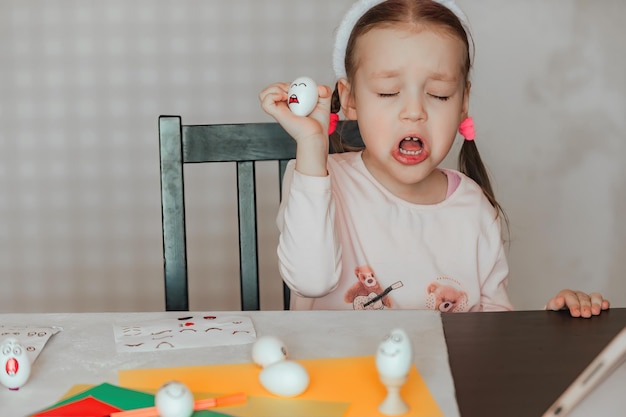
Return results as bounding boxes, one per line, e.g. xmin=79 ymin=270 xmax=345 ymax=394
xmin=337 ymin=78 xmax=357 ymax=120
xmin=427 ymin=283 xmax=439 ymax=294
xmin=461 ymin=80 xmax=471 ymax=120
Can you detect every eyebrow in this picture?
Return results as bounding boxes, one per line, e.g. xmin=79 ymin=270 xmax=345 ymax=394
xmin=370 ymin=69 xmax=400 ymax=79
xmin=429 ymin=72 xmax=458 ymax=82
xmin=369 ymin=69 xmax=459 ymax=82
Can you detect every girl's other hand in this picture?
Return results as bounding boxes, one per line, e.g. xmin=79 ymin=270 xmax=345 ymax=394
xmin=546 ymin=289 xmax=610 ymax=318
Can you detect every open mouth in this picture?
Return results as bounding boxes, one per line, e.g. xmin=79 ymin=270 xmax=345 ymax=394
xmin=288 ymin=95 xmax=299 ymax=104
xmin=399 ymin=137 xmax=424 ymax=156
xmin=6 ymin=357 xmax=18 ymax=375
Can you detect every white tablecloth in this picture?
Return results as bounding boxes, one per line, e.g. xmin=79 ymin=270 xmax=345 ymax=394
xmin=0 ymin=310 xmax=460 ymax=417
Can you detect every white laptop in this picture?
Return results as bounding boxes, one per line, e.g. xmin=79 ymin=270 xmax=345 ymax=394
xmin=542 ymin=326 xmax=626 ymax=417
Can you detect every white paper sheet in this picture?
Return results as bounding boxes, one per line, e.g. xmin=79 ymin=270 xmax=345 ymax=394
xmin=112 ymin=314 xmax=256 ymax=352
xmin=0 ymin=325 xmax=62 ymax=363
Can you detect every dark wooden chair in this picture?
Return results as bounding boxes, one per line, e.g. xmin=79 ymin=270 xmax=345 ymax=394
xmin=159 ymin=115 xmax=362 ymax=311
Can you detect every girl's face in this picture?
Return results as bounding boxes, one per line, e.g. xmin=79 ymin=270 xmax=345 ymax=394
xmin=339 ymin=25 xmax=469 ymax=203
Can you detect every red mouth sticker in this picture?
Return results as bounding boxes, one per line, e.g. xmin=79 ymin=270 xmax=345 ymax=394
xmin=289 ymin=95 xmax=299 ymax=104
xmin=6 ymin=358 xmax=18 ymax=375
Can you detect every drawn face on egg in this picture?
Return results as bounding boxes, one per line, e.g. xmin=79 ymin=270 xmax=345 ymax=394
xmin=287 ymin=76 xmax=318 ymax=117
xmin=375 ymin=328 xmax=413 ymax=379
xmin=0 ymin=338 xmax=31 ymax=390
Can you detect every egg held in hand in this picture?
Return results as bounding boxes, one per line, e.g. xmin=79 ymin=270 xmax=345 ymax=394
xmin=287 ymin=76 xmax=319 ymax=116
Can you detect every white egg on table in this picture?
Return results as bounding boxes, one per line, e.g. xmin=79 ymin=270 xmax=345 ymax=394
xmin=259 ymin=360 xmax=309 ymax=397
xmin=287 ymin=76 xmax=319 ymax=116
xmin=376 ymin=328 xmax=413 ymax=379
xmin=251 ymin=335 xmax=288 ymax=368
xmin=155 ymin=381 xmax=194 ymax=417
xmin=0 ymin=338 xmax=31 ymax=390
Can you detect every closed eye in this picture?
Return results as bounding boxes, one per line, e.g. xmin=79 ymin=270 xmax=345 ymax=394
xmin=429 ymin=94 xmax=450 ymax=101
xmin=378 ymin=92 xmax=399 ymax=97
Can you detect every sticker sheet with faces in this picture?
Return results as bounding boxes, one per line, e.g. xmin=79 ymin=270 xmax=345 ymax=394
xmin=113 ymin=314 xmax=256 ymax=353
xmin=0 ymin=325 xmax=62 ymax=364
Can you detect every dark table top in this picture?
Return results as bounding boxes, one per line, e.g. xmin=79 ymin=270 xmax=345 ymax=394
xmin=442 ymin=308 xmax=626 ymax=417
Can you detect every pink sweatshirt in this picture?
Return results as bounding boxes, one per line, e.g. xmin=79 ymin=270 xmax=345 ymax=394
xmin=277 ymin=151 xmax=513 ymax=312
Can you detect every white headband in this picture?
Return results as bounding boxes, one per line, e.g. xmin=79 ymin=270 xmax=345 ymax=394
xmin=332 ymin=0 xmax=474 ymax=79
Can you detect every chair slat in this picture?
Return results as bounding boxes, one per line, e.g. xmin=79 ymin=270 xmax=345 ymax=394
xmin=183 ymin=123 xmax=297 ymax=163
xmin=159 ymin=116 xmax=189 ymax=311
xmin=237 ymin=161 xmax=260 ymax=311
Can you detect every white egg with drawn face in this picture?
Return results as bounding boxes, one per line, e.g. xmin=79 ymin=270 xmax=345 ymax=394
xmin=0 ymin=338 xmax=31 ymax=390
xmin=252 ymin=335 xmax=288 ymax=368
xmin=287 ymin=76 xmax=319 ymax=116
xmin=375 ymin=328 xmax=413 ymax=380
xmin=155 ymin=381 xmax=194 ymax=417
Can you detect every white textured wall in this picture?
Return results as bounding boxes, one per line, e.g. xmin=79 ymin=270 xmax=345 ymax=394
xmin=0 ymin=0 xmax=624 ymax=313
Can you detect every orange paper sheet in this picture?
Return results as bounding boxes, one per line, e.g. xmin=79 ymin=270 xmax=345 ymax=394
xmin=118 ymin=356 xmax=444 ymax=417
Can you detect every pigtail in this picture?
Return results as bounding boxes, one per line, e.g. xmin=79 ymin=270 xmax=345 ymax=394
xmin=329 ymin=82 xmax=364 ymax=154
xmin=329 ymin=82 xmax=345 ymax=153
xmin=458 ymin=140 xmax=509 ymax=233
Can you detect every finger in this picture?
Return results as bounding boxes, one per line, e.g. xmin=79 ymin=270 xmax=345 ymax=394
xmin=545 ymin=296 xmax=565 ymax=311
xmin=261 ymin=84 xmax=290 ymax=102
xmin=259 ymin=84 xmax=289 ymax=107
xmin=318 ymin=84 xmax=333 ymax=100
xmin=575 ymin=291 xmax=592 ymax=318
xmin=307 ymin=85 xmax=333 ymax=131
xmin=589 ymin=292 xmax=603 ymax=315
xmin=259 ymin=82 xmax=289 ymax=95
xmin=313 ymin=85 xmax=333 ymax=114
xmin=559 ymin=290 xmax=582 ymax=317
xmin=259 ymin=89 xmax=290 ymax=118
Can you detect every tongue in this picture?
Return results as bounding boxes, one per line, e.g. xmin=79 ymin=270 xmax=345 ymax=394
xmin=400 ymin=139 xmax=423 ymax=152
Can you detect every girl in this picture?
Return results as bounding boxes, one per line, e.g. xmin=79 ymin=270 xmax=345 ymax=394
xmin=259 ymin=0 xmax=609 ymax=317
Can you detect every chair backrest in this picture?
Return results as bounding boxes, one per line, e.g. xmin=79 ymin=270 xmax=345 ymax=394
xmin=159 ymin=115 xmax=362 ymax=311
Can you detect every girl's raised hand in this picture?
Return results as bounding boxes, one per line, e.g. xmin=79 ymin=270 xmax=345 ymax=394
xmin=546 ymin=289 xmax=610 ymax=318
xmin=259 ymin=82 xmax=332 ymax=145
xmin=259 ymin=81 xmax=333 ymax=176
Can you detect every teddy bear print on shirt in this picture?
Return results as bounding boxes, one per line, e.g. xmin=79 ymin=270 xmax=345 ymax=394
xmin=344 ymin=265 xmax=403 ymax=310
xmin=425 ymin=277 xmax=469 ymax=312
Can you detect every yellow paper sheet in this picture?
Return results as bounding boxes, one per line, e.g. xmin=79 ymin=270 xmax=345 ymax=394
xmin=60 ymin=384 xmax=94 ymax=399
xmin=59 ymin=385 xmax=348 ymax=417
xmin=119 ymin=356 xmax=444 ymax=417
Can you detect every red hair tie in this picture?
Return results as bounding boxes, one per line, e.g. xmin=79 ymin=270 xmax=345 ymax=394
xmin=458 ymin=116 xmax=475 ymax=141
xmin=328 ymin=113 xmax=339 ymax=135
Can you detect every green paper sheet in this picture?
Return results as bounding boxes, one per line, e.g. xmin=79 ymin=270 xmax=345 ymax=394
xmin=32 ymin=383 xmax=230 ymax=417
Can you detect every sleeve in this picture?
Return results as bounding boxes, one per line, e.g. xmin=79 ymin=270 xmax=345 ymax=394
xmin=477 ymin=214 xmax=514 ymax=312
xmin=276 ymin=160 xmax=342 ymax=298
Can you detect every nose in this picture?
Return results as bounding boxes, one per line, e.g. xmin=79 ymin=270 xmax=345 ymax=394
xmin=400 ymin=94 xmax=426 ymax=122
